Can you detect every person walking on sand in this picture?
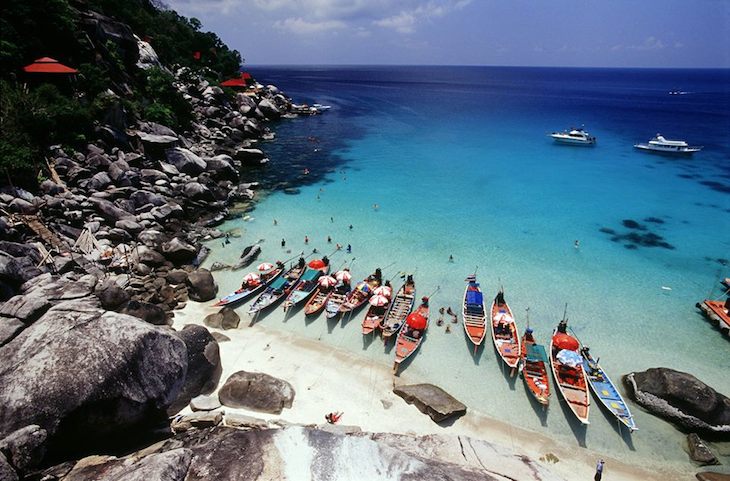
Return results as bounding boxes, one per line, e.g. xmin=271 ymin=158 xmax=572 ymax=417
xmin=594 ymin=459 xmax=604 ymax=481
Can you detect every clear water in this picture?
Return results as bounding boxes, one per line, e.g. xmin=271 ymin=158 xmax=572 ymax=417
xmin=205 ymin=67 xmax=730 ymax=473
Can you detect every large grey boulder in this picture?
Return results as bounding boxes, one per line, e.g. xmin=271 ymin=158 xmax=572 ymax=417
xmin=624 ymin=368 xmax=730 ymax=434
xmin=121 ymin=300 xmax=167 ymax=326
xmin=393 ymin=384 xmax=467 ymax=423
xmin=257 ymin=98 xmax=280 ymax=120
xmin=95 ymin=280 xmax=130 ymax=310
xmin=136 ymin=246 xmax=166 ymax=267
xmin=218 ymin=371 xmax=294 ymax=414
xmin=162 ymin=238 xmax=197 ymax=264
xmin=203 ymin=307 xmax=240 ymax=330
xmin=0 ymin=453 xmax=17 ymax=481
xmin=182 ymin=182 xmax=214 ymax=202
xmin=687 ymin=433 xmax=718 ymax=465
xmin=234 ymin=148 xmax=268 ymax=165
xmin=185 ymin=270 xmax=217 ymax=302
xmin=87 ymin=172 xmax=111 ymax=191
xmin=88 ymin=197 xmax=133 ymax=222
xmin=169 ymin=325 xmax=221 ymax=414
xmin=60 ymin=448 xmax=192 ymax=481
xmin=150 ymin=202 xmax=184 ymax=223
xmin=204 ymin=155 xmax=238 ymax=182
xmin=0 ymin=298 xmax=187 ymax=457
xmin=0 ymin=425 xmax=47 ymax=473
xmin=164 ymin=148 xmax=206 ymax=176
xmin=0 ymin=318 xmax=24 ymax=347
xmin=0 ymin=295 xmax=51 ymax=324
xmin=696 ymin=473 xmax=730 ymax=481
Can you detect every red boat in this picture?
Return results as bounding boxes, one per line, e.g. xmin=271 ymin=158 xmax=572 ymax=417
xmin=393 ymin=297 xmax=429 ymax=373
xmin=490 ymin=289 xmax=521 ymax=373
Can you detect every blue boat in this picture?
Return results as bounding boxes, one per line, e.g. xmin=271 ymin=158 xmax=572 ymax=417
xmin=581 ymin=347 xmax=637 ymax=432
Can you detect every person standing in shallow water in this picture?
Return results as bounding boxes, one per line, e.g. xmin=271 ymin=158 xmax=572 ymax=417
xmin=281 ymin=238 xmax=286 ymax=248
xmin=594 ymin=459 xmax=604 ymax=481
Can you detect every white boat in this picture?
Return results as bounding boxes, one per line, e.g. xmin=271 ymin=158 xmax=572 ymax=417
xmin=634 ymin=134 xmax=702 ymax=154
xmin=313 ymin=103 xmax=331 ymax=111
xmin=550 ymin=127 xmax=596 ymax=145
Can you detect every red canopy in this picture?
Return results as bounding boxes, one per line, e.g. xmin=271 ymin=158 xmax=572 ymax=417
xmin=23 ymin=57 xmax=78 ymax=74
xmin=308 ymin=259 xmax=326 ymax=269
xmin=406 ymin=312 xmax=427 ymax=330
xmin=221 ymin=72 xmax=254 ymax=88
xmin=552 ymin=333 xmax=579 ymax=351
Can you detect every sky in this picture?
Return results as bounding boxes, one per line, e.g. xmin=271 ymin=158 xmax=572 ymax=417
xmin=164 ymin=0 xmax=730 ymax=67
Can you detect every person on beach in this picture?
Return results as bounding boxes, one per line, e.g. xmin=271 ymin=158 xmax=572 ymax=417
xmin=336 ymin=243 xmax=342 ymax=250
xmin=594 ymin=459 xmax=604 ymax=481
xmin=325 ymin=412 xmax=343 ymax=424
xmin=225 ymin=233 xmax=231 ymax=244
xmin=281 ymin=238 xmax=286 ymax=248
xmin=346 ymin=244 xmax=352 ymax=253
xmin=445 ymin=325 xmax=451 ymax=333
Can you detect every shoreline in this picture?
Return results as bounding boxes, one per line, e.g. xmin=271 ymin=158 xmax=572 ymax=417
xmin=173 ymin=300 xmax=695 ymax=481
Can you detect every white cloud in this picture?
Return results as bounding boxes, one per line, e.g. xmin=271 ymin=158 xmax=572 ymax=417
xmin=273 ymin=17 xmax=347 ymax=34
xmin=627 ymin=36 xmax=665 ymax=51
xmin=374 ymin=1 xmax=472 ymax=34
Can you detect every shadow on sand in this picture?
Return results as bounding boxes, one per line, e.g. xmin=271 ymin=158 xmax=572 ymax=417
xmin=392 ymin=331 xmax=428 ymax=376
xmin=464 ymin=331 xmax=484 ymax=364
xmin=521 ymin=379 xmax=549 ymax=427
xmin=494 ymin=354 xmax=518 ymax=391
xmin=595 ymin=402 xmax=637 ymax=450
xmin=556 ymin=397 xmax=588 ymax=447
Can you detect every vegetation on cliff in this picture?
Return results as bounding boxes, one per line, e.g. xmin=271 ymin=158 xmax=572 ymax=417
xmin=0 ymin=0 xmax=242 ymax=182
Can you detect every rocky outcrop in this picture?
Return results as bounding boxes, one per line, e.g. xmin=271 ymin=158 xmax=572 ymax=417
xmin=687 ymin=433 xmax=719 ymax=465
xmin=169 ymin=325 xmax=221 ymax=414
xmin=0 ymin=298 xmax=187 ymax=459
xmin=39 ymin=426 xmax=567 ymax=481
xmin=164 ymin=148 xmax=206 ymax=176
xmin=186 ymin=269 xmax=217 ymax=302
xmin=60 ymin=448 xmax=193 ymax=481
xmin=0 ymin=425 xmax=48 ymax=474
xmin=696 ymin=473 xmax=730 ymax=481
xmin=218 ymin=371 xmax=294 ymax=414
xmin=203 ymin=307 xmax=240 ymax=330
xmin=393 ymin=384 xmax=467 ymax=423
xmin=624 ymin=368 xmax=730 ymax=434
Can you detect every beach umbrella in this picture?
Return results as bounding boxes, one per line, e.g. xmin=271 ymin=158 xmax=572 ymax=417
xmin=369 ymin=294 xmax=390 ymax=307
xmin=373 ymin=285 xmax=392 ymax=297
xmin=257 ymin=262 xmax=274 ymax=272
xmin=308 ymin=259 xmax=326 ymax=269
xmin=356 ymin=282 xmax=371 ymax=294
xmin=556 ymin=349 xmax=583 ymax=368
xmin=552 ymin=333 xmax=579 ymax=351
xmin=318 ymin=275 xmax=337 ymax=287
xmin=406 ymin=312 xmax=427 ymax=329
xmin=335 ymin=270 xmax=352 ymax=282
xmin=242 ymin=272 xmax=260 ymax=283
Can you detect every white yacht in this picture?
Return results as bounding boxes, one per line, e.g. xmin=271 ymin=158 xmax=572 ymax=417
xmin=312 ymin=103 xmax=331 ymax=111
xmin=634 ymin=134 xmax=702 ymax=154
xmin=550 ymin=127 xmax=596 ymax=145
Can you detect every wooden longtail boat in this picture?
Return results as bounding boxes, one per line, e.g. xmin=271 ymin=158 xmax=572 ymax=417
xmin=462 ymin=275 xmax=487 ymax=351
xmin=304 ymin=274 xmax=339 ymax=316
xmin=549 ymin=322 xmax=590 ymax=424
xmin=247 ymin=259 xmax=307 ymax=316
xmin=490 ymin=289 xmax=521 ymax=373
xmin=362 ymin=285 xmax=392 ymax=335
xmin=282 ymin=259 xmax=330 ymax=311
xmin=696 ymin=299 xmax=730 ymax=336
xmin=380 ymin=276 xmax=416 ymax=343
xmin=325 ymin=284 xmax=351 ymax=319
xmin=339 ymin=269 xmax=381 ymax=315
xmin=393 ymin=299 xmax=429 ymax=373
xmin=519 ymin=328 xmax=550 ymax=406
xmin=213 ymin=263 xmax=283 ymax=307
xmin=581 ymin=346 xmax=637 ymax=432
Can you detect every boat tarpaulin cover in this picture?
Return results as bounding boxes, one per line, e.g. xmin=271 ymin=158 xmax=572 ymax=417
xmin=556 ymin=349 xmax=583 ymax=367
xmin=527 ymin=343 xmax=548 ymax=362
xmin=466 ymin=290 xmax=483 ymax=306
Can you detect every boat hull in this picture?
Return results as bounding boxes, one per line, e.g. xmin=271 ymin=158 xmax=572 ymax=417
xmin=582 ymin=356 xmax=637 ymax=432
xmin=213 ymin=267 xmax=283 ymax=307
xmin=393 ymin=304 xmax=429 ymax=373
xmin=462 ymin=281 xmax=487 ymax=347
xmin=549 ymin=329 xmax=590 ymax=424
xmin=520 ymin=334 xmax=550 ymax=406
xmin=490 ymin=292 xmax=521 ymax=370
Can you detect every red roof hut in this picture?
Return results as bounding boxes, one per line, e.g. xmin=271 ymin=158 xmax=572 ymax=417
xmin=23 ymin=57 xmax=78 ymax=74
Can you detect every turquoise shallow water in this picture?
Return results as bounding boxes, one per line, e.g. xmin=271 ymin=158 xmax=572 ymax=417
xmin=204 ymin=67 xmax=730 ymax=473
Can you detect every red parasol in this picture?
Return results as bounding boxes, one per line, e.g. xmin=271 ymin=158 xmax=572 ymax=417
xmin=257 ymin=262 xmax=274 ymax=272
xmin=308 ymin=259 xmax=326 ymax=269
xmin=242 ymin=272 xmax=260 ymax=283
xmin=406 ymin=312 xmax=427 ymax=329
xmin=552 ymin=333 xmax=579 ymax=351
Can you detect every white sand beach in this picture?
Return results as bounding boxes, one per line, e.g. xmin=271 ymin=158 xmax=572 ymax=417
xmin=172 ymin=301 xmax=697 ymax=481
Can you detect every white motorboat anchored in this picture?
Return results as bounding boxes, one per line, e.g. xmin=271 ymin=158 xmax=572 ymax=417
xmin=634 ymin=134 xmax=702 ymax=154
xmin=312 ymin=103 xmax=331 ymax=111
xmin=550 ymin=127 xmax=596 ymax=145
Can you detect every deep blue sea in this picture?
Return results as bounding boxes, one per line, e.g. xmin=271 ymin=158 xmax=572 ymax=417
xmin=207 ymin=66 xmax=730 ymax=473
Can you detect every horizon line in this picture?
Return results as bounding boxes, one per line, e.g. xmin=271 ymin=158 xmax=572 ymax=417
xmin=244 ymin=63 xmax=730 ymax=71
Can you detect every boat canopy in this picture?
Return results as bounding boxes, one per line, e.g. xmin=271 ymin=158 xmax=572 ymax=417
xmin=526 ymin=343 xmax=548 ymax=362
xmin=552 ymin=332 xmax=579 ymax=351
xmin=466 ymin=290 xmax=483 ymax=306
xmin=556 ymin=349 xmax=583 ymax=367
xmin=300 ymin=269 xmax=320 ymax=281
